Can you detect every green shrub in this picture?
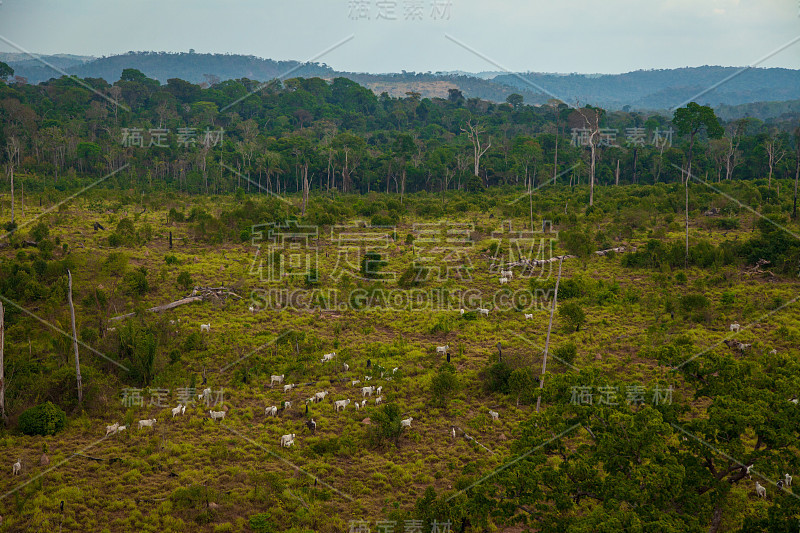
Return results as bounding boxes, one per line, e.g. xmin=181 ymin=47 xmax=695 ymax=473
xmin=431 ymin=364 xmax=459 ymax=406
xmin=559 ymin=302 xmax=586 ymax=332
xmin=124 ymin=267 xmax=149 ymax=296
xmin=168 ymin=208 xmax=186 ymax=223
xmin=509 ymin=367 xmax=536 ymax=405
xmin=248 ymin=513 xmax=276 ymax=533
xmin=398 ymin=264 xmax=429 ymax=288
xmin=482 ymin=361 xmax=512 ymax=394
xmin=368 ymin=404 xmax=403 ymax=447
xmin=183 ymin=332 xmax=205 ymax=352
xmin=360 ymin=252 xmax=388 ymax=279
xmin=553 ymin=342 xmax=577 ymax=365
xmin=30 ymin=222 xmax=50 ymax=242
xmin=721 ymin=291 xmax=735 ymax=305
xmin=680 ymin=294 xmax=709 ymax=312
xmin=177 ymin=271 xmax=193 ymax=291
xmin=18 ymin=402 xmax=67 ymax=436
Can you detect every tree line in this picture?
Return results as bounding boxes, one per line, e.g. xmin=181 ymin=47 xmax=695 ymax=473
xmin=0 ymin=64 xmax=798 ymax=202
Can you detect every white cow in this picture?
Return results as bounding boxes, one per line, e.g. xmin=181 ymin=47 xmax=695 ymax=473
xmin=524 ymin=313 xmax=533 ymax=320
xmin=314 ymin=391 xmax=329 ymax=402
xmin=283 ymin=383 xmax=295 ymax=392
xmin=489 ymin=410 xmax=499 ymax=421
xmin=171 ymin=404 xmax=183 ymax=418
xmin=280 ymin=433 xmax=296 ymax=448
xmin=401 ymin=417 xmax=413 ymax=428
xmin=755 ymin=481 xmax=766 ymax=499
xmin=321 ymin=352 xmax=336 ymax=363
xmin=500 ymin=270 xmax=513 ymax=278
xmin=265 ymin=406 xmax=278 ymax=417
xmin=479 ymin=308 xmax=489 ymax=316
xmin=209 ymin=410 xmax=226 ymax=421
xmin=198 ymin=387 xmax=212 ymax=402
xmin=200 ymin=323 xmax=211 ymax=332
xmin=375 ymin=396 xmax=383 ymax=405
xmin=12 ymin=459 xmax=21 ymax=476
xmin=352 ymin=380 xmax=361 ymax=387
xmin=786 ymin=473 xmax=792 ymax=487
xmin=392 ymin=367 xmax=398 ymax=374
xmin=284 ymin=401 xmax=292 ymax=410
xmin=364 ymin=375 xmax=372 ymax=381
xmin=117 ymin=425 xmax=127 ymax=433
xmin=343 ymin=363 xmax=350 ymax=372
xmin=248 ymin=306 xmax=256 ymax=313
xmin=105 ymin=423 xmax=120 ymax=436
xmin=138 ymin=418 xmax=157 ymax=429
xmin=270 ymin=374 xmax=285 ymax=387
xmin=436 ymin=345 xmax=449 ymax=354
xmin=729 ymin=323 xmax=740 ymax=332
xmin=499 ymin=277 xmax=509 ymax=285
xmin=459 ymin=308 xmax=465 ymax=316
xmin=334 ymin=399 xmax=351 ymax=412
xmin=361 ymin=386 xmax=375 ymax=397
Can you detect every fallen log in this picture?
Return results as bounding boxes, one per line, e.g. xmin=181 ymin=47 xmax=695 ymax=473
xmin=109 ymin=296 xmax=204 ymax=321
xmin=73 ymin=453 xmax=106 ymax=462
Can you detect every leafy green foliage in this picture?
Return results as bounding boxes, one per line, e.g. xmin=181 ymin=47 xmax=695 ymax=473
xmin=177 ymin=270 xmax=192 ymax=291
xmin=482 ymin=361 xmax=512 ymax=394
xmin=18 ymin=402 xmax=67 ymax=436
xmin=368 ymin=403 xmax=403 ymax=447
xmin=123 ymin=267 xmax=149 ymax=296
xmin=558 ymin=302 xmax=586 ymax=331
xmin=553 ymin=342 xmax=577 ymax=365
xmin=430 ymin=363 xmax=459 ymax=406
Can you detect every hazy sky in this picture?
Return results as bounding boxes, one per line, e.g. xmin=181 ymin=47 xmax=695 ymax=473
xmin=1 ymin=0 xmax=798 ymax=73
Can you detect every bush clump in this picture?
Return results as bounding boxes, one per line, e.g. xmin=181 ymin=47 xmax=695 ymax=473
xmin=18 ymin=401 xmax=67 ymax=436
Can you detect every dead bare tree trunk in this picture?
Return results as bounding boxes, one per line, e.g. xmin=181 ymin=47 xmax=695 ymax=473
xmin=553 ymin=120 xmax=560 ymax=183
xmin=9 ymin=165 xmax=14 ymax=224
xmin=615 ymin=159 xmax=620 ymax=186
xmin=301 ymin=163 xmax=309 ymax=216
xmin=0 ymin=301 xmax=7 ymax=424
xmin=67 ymin=270 xmax=83 ymax=405
xmin=685 ymin=167 xmax=690 ymax=269
xmin=765 ymin=138 xmax=785 ymax=189
xmin=461 ymin=120 xmax=491 ymax=178
xmin=575 ymin=107 xmax=600 ymax=206
xmin=536 ymin=257 xmax=563 ymax=413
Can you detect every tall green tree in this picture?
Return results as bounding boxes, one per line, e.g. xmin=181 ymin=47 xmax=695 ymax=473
xmin=672 ymin=103 xmax=723 ymax=266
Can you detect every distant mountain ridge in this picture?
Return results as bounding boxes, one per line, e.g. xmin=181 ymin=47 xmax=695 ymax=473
xmin=5 ymin=51 xmax=800 ymax=115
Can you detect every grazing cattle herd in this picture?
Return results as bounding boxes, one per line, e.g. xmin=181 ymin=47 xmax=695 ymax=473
xmin=63 ymin=264 xmax=790 ymax=508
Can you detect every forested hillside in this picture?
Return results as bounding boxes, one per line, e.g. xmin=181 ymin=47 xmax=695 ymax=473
xmin=1 ymin=65 xmax=798 ymax=200
xmin=7 ymin=52 xmax=800 ymax=115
